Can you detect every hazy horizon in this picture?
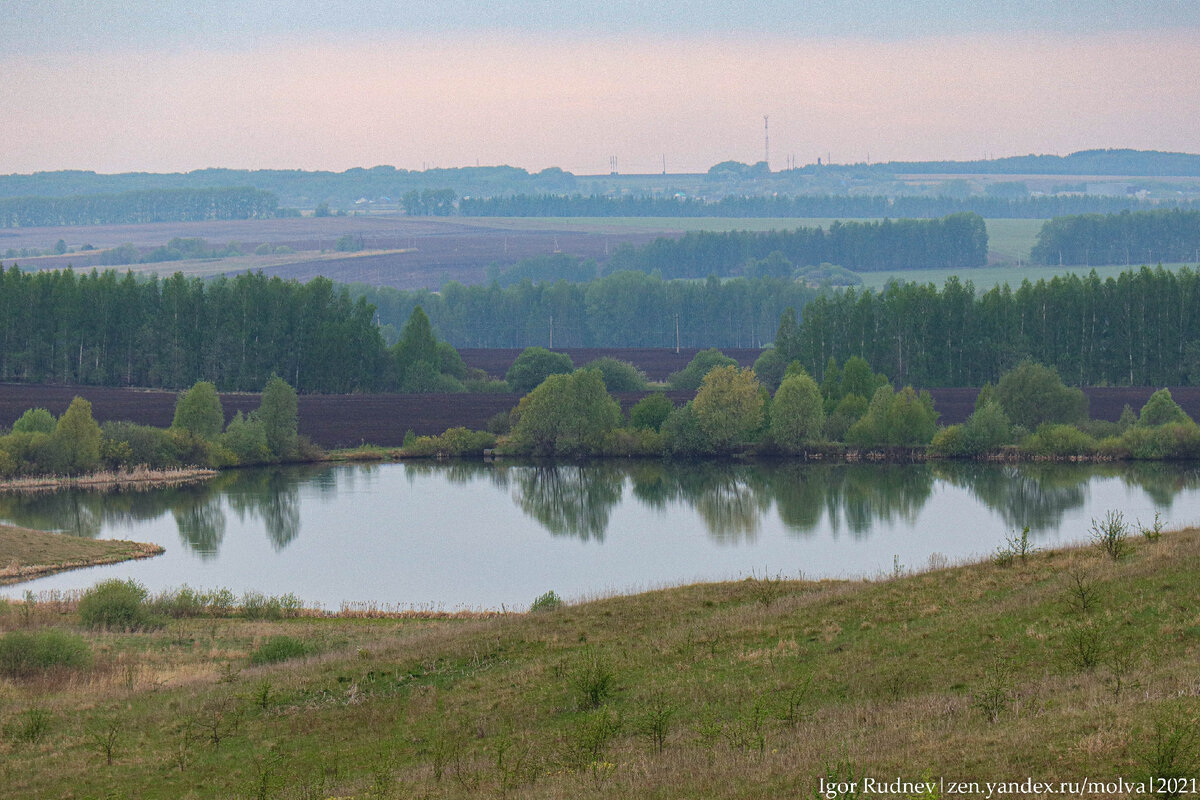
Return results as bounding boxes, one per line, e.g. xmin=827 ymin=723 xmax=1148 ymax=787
xmin=5 ymin=2 xmax=1199 ymax=175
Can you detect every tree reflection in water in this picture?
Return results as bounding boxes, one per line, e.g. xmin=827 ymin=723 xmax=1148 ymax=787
xmin=932 ymin=462 xmax=1091 ymax=533
xmin=1 ymin=460 xmax=1198 ymax=556
xmin=511 ymin=463 xmax=624 ymax=542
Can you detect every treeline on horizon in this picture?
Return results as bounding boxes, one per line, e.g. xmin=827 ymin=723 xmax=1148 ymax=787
xmin=1032 ymin=208 xmax=1200 ymax=266
xmin=459 ymin=192 xmax=1198 ymax=220
xmin=0 ymin=188 xmax=285 ymax=229
xmin=3 ymin=149 xmax=1197 ymax=213
xmin=794 ymin=266 xmax=1200 ymax=387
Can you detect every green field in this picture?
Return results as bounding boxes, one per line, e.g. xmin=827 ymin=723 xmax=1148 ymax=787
xmin=4 ymin=524 xmax=1199 ymax=798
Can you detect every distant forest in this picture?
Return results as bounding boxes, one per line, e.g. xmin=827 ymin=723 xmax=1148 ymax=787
xmin=353 ymin=273 xmax=817 ymax=349
xmin=1031 ymin=209 xmax=1200 ymax=266
xmin=0 ymin=267 xmax=384 ymax=392
xmin=834 ymin=149 xmax=1200 ymax=177
xmin=795 ymin=266 xmax=1200 ymax=387
xmin=0 ymin=188 xmax=282 ymax=228
xmin=459 ymin=193 xmax=1198 ymax=220
xmin=604 ymin=214 xmax=988 ymax=276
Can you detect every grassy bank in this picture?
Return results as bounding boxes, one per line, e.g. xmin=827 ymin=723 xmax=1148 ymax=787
xmin=0 ymin=524 xmax=163 ymax=585
xmin=3 ymin=524 xmax=1198 ymax=798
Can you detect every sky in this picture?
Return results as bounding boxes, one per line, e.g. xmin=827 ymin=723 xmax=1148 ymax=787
xmin=4 ymin=1 xmax=1200 ymax=175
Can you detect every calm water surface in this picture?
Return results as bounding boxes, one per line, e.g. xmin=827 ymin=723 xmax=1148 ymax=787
xmin=3 ymin=460 xmax=1198 ymax=610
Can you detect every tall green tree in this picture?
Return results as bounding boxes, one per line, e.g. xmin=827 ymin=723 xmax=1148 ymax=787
xmin=511 ymin=369 xmax=620 ymax=456
xmin=53 ymin=397 xmax=101 ymax=473
xmin=172 ymin=381 xmax=224 ymax=439
xmin=692 ymin=365 xmax=764 ymax=450
xmin=259 ymin=375 xmax=298 ymax=460
xmin=770 ymin=371 xmax=825 ymax=450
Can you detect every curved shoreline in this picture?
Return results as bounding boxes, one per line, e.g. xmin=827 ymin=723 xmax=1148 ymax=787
xmin=0 ymin=524 xmax=165 ymax=586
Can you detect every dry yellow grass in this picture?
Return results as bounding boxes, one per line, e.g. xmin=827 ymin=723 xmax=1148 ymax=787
xmin=1 ymin=527 xmax=1198 ymax=798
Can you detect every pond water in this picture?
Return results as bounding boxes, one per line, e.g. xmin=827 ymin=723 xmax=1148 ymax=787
xmin=3 ymin=460 xmax=1199 ymax=610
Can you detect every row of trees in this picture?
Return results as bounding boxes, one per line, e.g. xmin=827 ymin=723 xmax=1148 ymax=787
xmin=1031 ymin=209 xmax=1200 ymax=266
xmin=460 ymin=193 xmax=1196 ymax=220
xmin=0 ymin=267 xmax=386 ymax=392
xmin=502 ymin=351 xmax=938 ymax=458
xmin=791 ymin=266 xmax=1200 ymax=387
xmin=0 ymin=377 xmax=305 ymax=477
xmin=604 ymin=214 xmax=988 ymax=277
xmin=0 ymin=188 xmax=282 ymax=228
xmin=357 ymin=272 xmax=818 ymax=349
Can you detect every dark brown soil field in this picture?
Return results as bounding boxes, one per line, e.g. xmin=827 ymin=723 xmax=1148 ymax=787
xmin=1 ymin=381 xmax=1196 ymax=451
xmin=4 ymin=216 xmax=663 ymax=291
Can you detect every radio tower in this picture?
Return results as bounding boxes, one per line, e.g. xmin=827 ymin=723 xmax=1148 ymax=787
xmin=763 ymin=115 xmax=769 ymax=168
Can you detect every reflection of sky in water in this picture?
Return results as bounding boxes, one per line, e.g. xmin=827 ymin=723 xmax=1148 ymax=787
xmin=3 ymin=462 xmax=1199 ymax=611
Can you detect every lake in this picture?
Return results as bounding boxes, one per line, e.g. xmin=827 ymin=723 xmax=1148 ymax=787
xmin=3 ymin=460 xmax=1198 ymax=610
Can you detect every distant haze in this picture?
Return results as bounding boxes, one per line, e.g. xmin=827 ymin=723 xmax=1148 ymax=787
xmin=4 ymin=2 xmax=1199 ymax=175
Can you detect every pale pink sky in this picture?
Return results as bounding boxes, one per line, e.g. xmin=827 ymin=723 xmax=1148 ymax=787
xmin=5 ymin=30 xmax=1199 ymax=174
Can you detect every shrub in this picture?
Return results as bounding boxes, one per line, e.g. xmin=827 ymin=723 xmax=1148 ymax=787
xmin=505 ymin=347 xmax=574 ymax=394
xmin=529 ymin=590 xmax=563 ymax=612
xmin=662 ymin=402 xmax=714 ymax=457
xmin=666 ymin=348 xmax=736 ymax=392
xmin=250 ymin=635 xmax=309 ymax=665
xmin=0 ymin=629 xmax=92 ymax=677
xmin=12 ymin=407 xmax=56 ymax=434
xmin=929 ymin=424 xmax=968 ymax=457
xmin=751 ymin=347 xmax=790 ymax=392
xmin=584 ymin=357 xmax=648 ymax=392
xmin=824 ymin=393 xmax=868 ymax=442
xmin=995 ymin=360 xmax=1088 ymax=429
xmin=221 ymin=411 xmax=272 ymax=465
xmin=241 ymin=591 xmax=284 ymax=620
xmin=1021 ymin=423 xmax=1097 ymax=458
xmin=1138 ymin=388 xmax=1192 ymax=427
xmin=78 ymin=579 xmax=157 ymax=630
xmin=101 ymin=421 xmax=182 ymax=468
xmin=570 ymin=647 xmax=615 ymax=710
xmin=1091 ymin=510 xmax=1130 ymax=560
xmin=405 ymin=427 xmax=495 ymax=457
xmin=629 ymin=393 xmax=674 ymax=432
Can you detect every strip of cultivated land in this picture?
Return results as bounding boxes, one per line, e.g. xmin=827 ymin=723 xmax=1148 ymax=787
xmin=3 ymin=525 xmax=1197 ymax=798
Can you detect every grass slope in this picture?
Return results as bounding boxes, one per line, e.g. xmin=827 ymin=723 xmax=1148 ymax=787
xmin=3 ymin=528 xmax=1199 ymax=798
xmin=0 ymin=524 xmax=163 ymax=584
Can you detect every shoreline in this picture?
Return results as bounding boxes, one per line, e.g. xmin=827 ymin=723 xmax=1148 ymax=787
xmin=0 ymin=522 xmax=165 ymax=586
xmin=0 ymin=541 xmax=164 ymax=585
xmin=0 ymin=466 xmax=218 ymax=494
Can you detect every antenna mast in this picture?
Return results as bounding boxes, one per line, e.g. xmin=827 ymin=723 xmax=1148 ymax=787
xmin=763 ymin=115 xmax=769 ymax=167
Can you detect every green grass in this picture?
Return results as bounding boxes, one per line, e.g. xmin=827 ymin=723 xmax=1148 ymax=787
xmin=4 ymin=526 xmax=1200 ymax=798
